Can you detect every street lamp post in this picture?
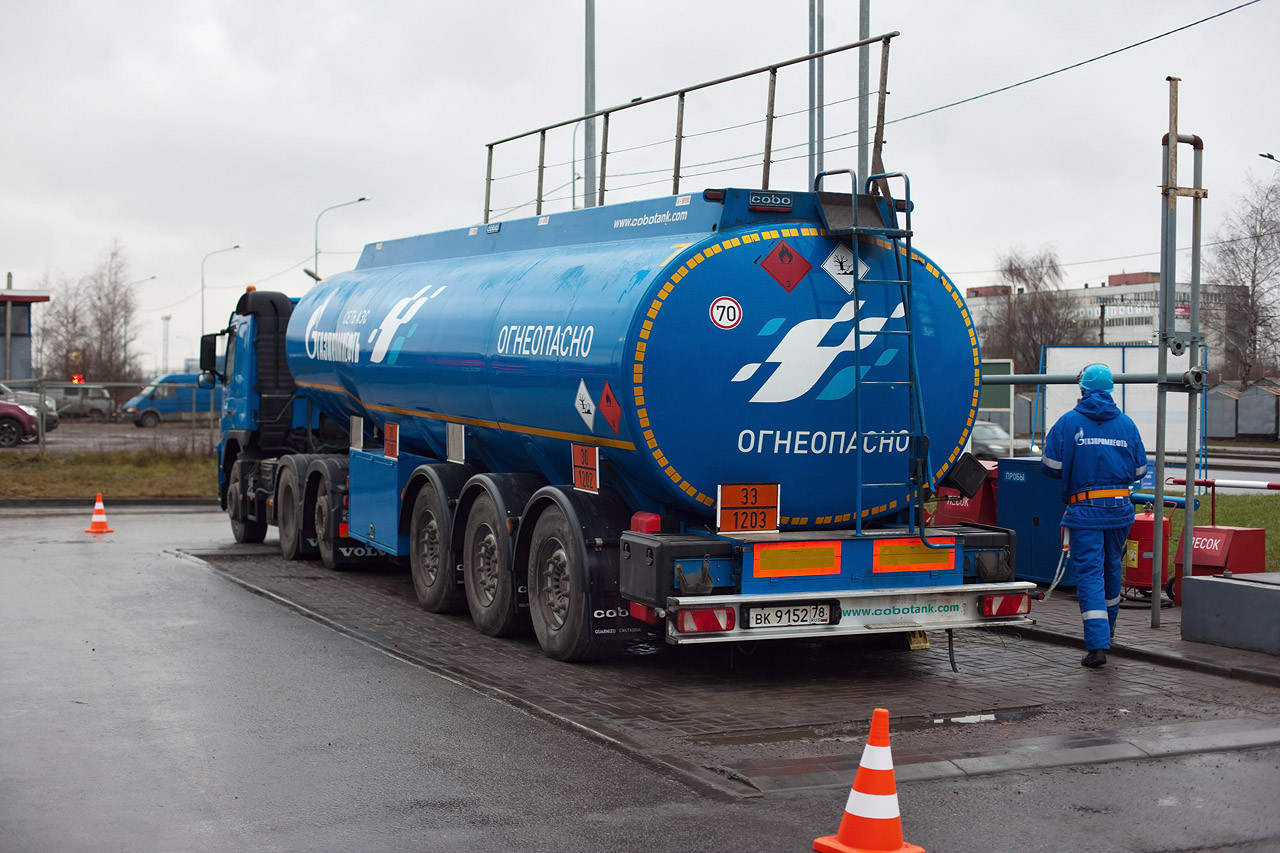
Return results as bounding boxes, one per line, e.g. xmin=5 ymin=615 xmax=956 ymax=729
xmin=1261 ymin=153 xmax=1278 ymax=164
xmin=314 ymin=196 xmax=369 ymax=280
xmin=201 ymin=245 xmax=241 ymax=335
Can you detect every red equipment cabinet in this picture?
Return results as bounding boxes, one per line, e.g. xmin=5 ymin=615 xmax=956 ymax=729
xmin=1172 ymin=526 xmax=1267 ymax=604
xmin=930 ymin=461 xmax=998 ymax=526
xmin=1123 ymin=509 xmax=1172 ymax=596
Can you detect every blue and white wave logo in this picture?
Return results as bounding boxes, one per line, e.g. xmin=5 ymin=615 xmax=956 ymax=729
xmin=730 ymin=300 xmax=905 ymax=403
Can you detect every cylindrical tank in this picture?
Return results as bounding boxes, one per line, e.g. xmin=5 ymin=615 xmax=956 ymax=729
xmin=1123 ymin=509 xmax=1172 ymax=590
xmin=286 ymin=192 xmax=981 ymax=526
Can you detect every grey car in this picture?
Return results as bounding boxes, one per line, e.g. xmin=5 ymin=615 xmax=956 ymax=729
xmin=970 ymin=420 xmax=1039 ymax=460
xmin=0 ymin=382 xmax=58 ymax=433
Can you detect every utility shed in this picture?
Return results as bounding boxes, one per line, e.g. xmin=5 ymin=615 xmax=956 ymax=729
xmin=1237 ymin=382 xmax=1280 ymax=439
xmin=1205 ymin=383 xmax=1240 ymax=439
xmin=1 ymin=277 xmax=51 ymax=382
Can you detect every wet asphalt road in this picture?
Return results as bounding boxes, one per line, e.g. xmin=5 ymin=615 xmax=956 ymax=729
xmin=3 ymin=505 xmax=1279 ymax=852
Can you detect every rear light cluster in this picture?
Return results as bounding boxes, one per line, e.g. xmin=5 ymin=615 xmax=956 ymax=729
xmin=979 ymin=593 xmax=1031 ymax=617
xmin=676 ymin=607 xmax=736 ymax=634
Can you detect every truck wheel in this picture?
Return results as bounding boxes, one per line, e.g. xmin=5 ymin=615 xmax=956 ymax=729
xmin=276 ymin=467 xmax=306 ymax=561
xmin=410 ymin=482 xmax=464 ymax=612
xmin=140 ymin=411 xmax=160 ymax=428
xmin=88 ymin=410 xmax=107 ymax=424
xmin=227 ymin=470 xmax=267 ymax=544
xmin=528 ymin=505 xmax=601 ymax=661
xmin=463 ymin=493 xmax=524 ymax=636
xmin=314 ymin=491 xmax=340 ymax=570
xmin=0 ymin=418 xmax=20 ymax=447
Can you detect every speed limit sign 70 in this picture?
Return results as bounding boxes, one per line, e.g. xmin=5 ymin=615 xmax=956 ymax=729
xmin=709 ymin=296 xmax=742 ymax=329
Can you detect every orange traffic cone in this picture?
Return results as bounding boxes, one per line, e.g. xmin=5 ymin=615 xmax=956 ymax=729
xmin=84 ymin=493 xmax=114 ymax=534
xmin=814 ymin=708 xmax=924 ymax=853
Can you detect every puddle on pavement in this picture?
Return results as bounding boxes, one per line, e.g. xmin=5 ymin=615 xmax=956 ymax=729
xmin=692 ymin=707 xmax=1049 ymax=746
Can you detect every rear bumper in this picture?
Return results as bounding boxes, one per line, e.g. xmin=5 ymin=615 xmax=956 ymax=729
xmin=664 ymin=581 xmax=1036 ymax=644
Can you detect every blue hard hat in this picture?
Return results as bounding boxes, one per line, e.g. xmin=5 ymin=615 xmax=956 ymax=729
xmin=1078 ymin=363 xmax=1114 ymax=392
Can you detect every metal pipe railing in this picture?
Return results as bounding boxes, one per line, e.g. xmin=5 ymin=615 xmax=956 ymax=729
xmin=482 ymin=32 xmax=900 ymax=222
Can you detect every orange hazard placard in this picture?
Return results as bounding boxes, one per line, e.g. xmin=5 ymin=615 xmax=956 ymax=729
xmin=717 ymin=483 xmax=779 ymax=533
xmin=385 ymin=422 xmax=399 ymax=459
xmin=572 ymin=444 xmax=599 ymax=494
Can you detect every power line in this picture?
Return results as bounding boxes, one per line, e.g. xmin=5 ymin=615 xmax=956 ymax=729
xmin=885 ymin=0 xmax=1262 ymax=127
xmin=950 ymin=229 xmax=1280 ymax=277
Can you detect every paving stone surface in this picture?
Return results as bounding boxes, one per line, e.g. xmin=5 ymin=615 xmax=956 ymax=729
xmin=198 ymin=548 xmax=1280 ymax=796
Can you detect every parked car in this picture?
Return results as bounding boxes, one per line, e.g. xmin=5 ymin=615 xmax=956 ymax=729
xmin=969 ymin=420 xmax=1040 ymax=460
xmin=0 ymin=399 xmax=40 ymax=447
xmin=121 ymin=373 xmax=222 ymax=427
xmin=51 ymin=384 xmax=115 ymax=422
xmin=0 ymin=381 xmax=59 ymax=428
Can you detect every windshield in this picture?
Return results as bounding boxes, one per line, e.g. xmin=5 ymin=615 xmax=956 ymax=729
xmin=972 ymin=423 xmax=1009 ymax=441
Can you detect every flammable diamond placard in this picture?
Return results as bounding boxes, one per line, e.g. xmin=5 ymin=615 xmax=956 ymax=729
xmin=760 ymin=240 xmax=812 ymax=293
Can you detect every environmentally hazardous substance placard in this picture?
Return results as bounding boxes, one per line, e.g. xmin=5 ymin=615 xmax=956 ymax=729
xmin=821 ymin=243 xmax=868 ymax=295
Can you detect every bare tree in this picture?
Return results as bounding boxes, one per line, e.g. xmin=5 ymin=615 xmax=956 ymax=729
xmin=979 ymin=247 xmax=1090 ymax=374
xmin=38 ymin=241 xmax=144 ymax=383
xmin=1205 ymin=174 xmax=1280 ymax=386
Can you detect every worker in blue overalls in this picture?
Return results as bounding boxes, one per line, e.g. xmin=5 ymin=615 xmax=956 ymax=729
xmin=1041 ymin=364 xmax=1148 ymax=667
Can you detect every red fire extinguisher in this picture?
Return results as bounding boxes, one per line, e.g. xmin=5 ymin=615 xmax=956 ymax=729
xmin=1123 ymin=507 xmax=1173 ymax=598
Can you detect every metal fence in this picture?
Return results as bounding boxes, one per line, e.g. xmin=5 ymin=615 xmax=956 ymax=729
xmin=0 ymin=378 xmax=220 ymax=455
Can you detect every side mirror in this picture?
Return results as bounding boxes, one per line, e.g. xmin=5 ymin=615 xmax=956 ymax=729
xmin=197 ymin=372 xmax=218 ymax=390
xmin=199 ymin=333 xmax=220 ymax=375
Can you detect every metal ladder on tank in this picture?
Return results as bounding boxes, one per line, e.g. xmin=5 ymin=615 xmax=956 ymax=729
xmin=813 ymin=169 xmax=933 ymax=535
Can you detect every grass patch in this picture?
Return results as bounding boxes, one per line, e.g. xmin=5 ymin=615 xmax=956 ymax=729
xmin=0 ymin=450 xmax=217 ymax=499
xmin=1156 ymin=491 xmax=1280 ymax=569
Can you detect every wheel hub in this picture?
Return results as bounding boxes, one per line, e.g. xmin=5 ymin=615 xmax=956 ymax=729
xmin=472 ymin=528 xmax=499 ymax=604
xmin=539 ymin=542 xmax=571 ymax=629
xmin=419 ymin=515 xmax=441 ymax=583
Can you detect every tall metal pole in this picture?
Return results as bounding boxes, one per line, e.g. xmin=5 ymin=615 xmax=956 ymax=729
xmin=583 ymin=0 xmax=597 ymax=208
xmin=808 ymin=2 xmax=826 ymax=187
xmin=161 ymin=314 xmax=171 ymax=376
xmin=1182 ymin=138 xmax=1206 ymax=604
xmin=1151 ymin=78 xmax=1180 ymax=629
xmin=858 ymin=0 xmax=870 ymax=185
xmin=314 ymin=196 xmax=369 ymax=280
xmin=201 ymin=244 xmax=241 ymax=336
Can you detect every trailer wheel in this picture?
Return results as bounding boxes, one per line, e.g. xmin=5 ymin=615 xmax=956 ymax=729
xmin=410 ymin=482 xmax=464 ymax=612
xmin=314 ymin=491 xmax=339 ymax=570
xmin=462 ymin=492 xmax=523 ymax=636
xmin=227 ymin=465 xmax=266 ymax=544
xmin=277 ymin=466 xmax=305 ymax=561
xmin=528 ymin=505 xmax=600 ymax=661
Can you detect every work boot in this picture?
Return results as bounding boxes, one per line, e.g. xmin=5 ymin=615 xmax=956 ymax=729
xmin=1081 ymin=649 xmax=1107 ymax=668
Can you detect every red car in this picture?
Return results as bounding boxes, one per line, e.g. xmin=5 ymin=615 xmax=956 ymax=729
xmin=0 ymin=399 xmax=40 ymax=447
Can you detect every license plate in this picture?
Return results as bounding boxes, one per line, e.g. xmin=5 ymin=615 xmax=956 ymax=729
xmin=746 ymin=603 xmax=831 ymax=628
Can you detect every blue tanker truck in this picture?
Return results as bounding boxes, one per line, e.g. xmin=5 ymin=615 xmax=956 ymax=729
xmin=202 ymin=183 xmax=1036 ymax=661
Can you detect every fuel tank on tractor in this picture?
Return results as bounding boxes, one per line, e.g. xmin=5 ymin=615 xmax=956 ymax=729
xmin=286 ymin=188 xmax=982 ymax=527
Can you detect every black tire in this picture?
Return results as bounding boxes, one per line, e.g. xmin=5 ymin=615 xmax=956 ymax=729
xmin=0 ymin=418 xmax=20 ymax=448
xmin=140 ymin=411 xmax=160 ymax=428
xmin=87 ymin=410 xmax=107 ymax=424
xmin=410 ymin=482 xmax=464 ymax=612
xmin=462 ymin=492 xmax=524 ymax=636
xmin=227 ymin=466 xmax=267 ymax=544
xmin=276 ymin=466 xmax=305 ymax=561
xmin=313 ymin=490 xmax=339 ymax=570
xmin=527 ymin=505 xmax=602 ymax=661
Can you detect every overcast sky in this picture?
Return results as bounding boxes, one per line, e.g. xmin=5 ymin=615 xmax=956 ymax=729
xmin=2 ymin=0 xmax=1276 ymax=375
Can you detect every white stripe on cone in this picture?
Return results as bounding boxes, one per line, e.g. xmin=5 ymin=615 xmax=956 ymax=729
xmin=859 ymin=743 xmax=894 ymax=770
xmin=844 ymin=788 xmax=901 ymax=820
